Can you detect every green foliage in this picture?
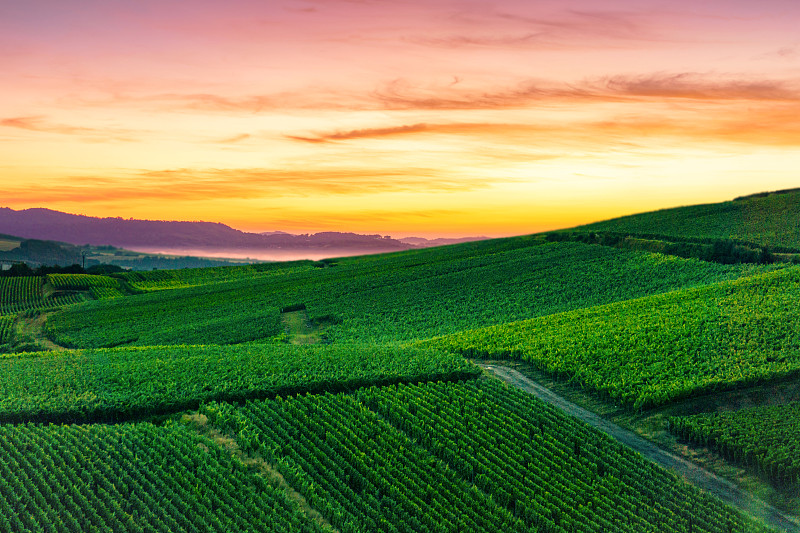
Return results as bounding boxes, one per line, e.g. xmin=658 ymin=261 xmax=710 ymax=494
xmin=89 ymin=286 xmax=125 ymax=299
xmin=46 ymin=273 xmax=125 ymax=291
xmin=46 ymin=239 xmax=775 ymax=348
xmin=426 ymin=267 xmax=800 ymax=408
xmin=670 ymin=402 xmax=800 ymax=487
xmin=578 ymin=189 xmax=800 ymax=250
xmin=0 ymin=315 xmax=13 ymax=346
xmin=0 ymin=344 xmax=477 ymax=422
xmin=0 ymin=276 xmax=42 ymax=306
xmin=206 ymin=390 xmax=526 ymax=532
xmin=0 ymin=276 xmax=87 ymax=315
xmin=0 ymin=422 xmax=323 ymax=533
xmin=206 ymin=380 xmax=771 ymax=533
xmin=547 ymin=232 xmax=775 ymax=264
xmin=118 ymin=260 xmax=314 ymax=291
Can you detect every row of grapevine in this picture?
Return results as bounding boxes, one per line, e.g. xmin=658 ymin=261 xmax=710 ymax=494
xmin=1 ymin=293 xmax=88 ymax=316
xmin=669 ymin=402 xmax=800 ymax=486
xmin=118 ymin=260 xmax=314 ymax=291
xmin=358 ymin=380 xmax=772 ymax=533
xmin=425 ymin=266 xmax=800 ymax=408
xmin=0 ymin=344 xmax=478 ymax=423
xmin=0 ymin=315 xmax=13 ymax=345
xmin=204 ymin=381 xmax=773 ymax=533
xmin=45 ymin=240 xmax=776 ymax=348
xmin=45 ymin=278 xmax=287 ymax=347
xmin=89 ymin=287 xmax=125 ymax=300
xmin=202 ymin=393 xmax=525 ymax=532
xmin=0 ymin=277 xmax=42 ymax=305
xmin=46 ymin=273 xmax=124 ymax=291
xmin=0 ymin=422 xmax=323 ymax=533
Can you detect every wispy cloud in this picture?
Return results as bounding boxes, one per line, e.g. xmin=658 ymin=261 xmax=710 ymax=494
xmin=0 ymin=115 xmax=137 ymax=141
xmin=287 ymin=123 xmax=430 ymax=143
xmin=596 ymin=73 xmax=800 ymax=101
xmin=0 ymin=166 xmax=506 ymax=205
xmin=370 ymin=73 xmax=800 ymax=110
xmin=63 ymin=70 xmax=800 ymax=115
xmin=431 ymin=8 xmax=665 ymax=49
xmin=215 ymin=133 xmax=252 ymax=143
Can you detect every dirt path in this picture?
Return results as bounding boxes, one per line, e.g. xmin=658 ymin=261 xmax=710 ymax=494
xmin=480 ymin=363 xmax=800 ymax=533
xmin=182 ymin=413 xmax=339 ymax=533
xmin=15 ymin=313 xmax=68 ymax=352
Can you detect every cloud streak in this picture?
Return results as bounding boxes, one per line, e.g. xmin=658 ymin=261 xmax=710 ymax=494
xmin=0 ymin=166 xmax=507 ymax=205
xmin=0 ymin=115 xmax=137 ymax=141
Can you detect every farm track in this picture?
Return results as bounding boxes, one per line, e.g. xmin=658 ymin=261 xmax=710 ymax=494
xmin=480 ymin=363 xmax=800 ymax=533
xmin=182 ymin=412 xmax=339 ymax=533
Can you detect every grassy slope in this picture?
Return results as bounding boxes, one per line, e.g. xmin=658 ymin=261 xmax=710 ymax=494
xmin=576 ymin=189 xmax=800 ymax=250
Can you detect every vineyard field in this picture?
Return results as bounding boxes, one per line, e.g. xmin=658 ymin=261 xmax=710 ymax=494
xmin=578 ymin=189 xmax=800 ymax=250
xmin=5 ymin=189 xmax=800 ymax=530
xmin=0 ymin=422 xmax=323 ymax=533
xmin=426 ymin=266 xmax=800 ymax=408
xmin=670 ymin=402 xmax=800 ymax=487
xmin=118 ymin=259 xmax=315 ymax=291
xmin=0 ymin=344 xmax=476 ymax=422
xmin=44 ymin=240 xmax=777 ymax=348
xmin=0 ymin=316 xmax=13 ymax=346
xmin=201 ymin=380 xmax=772 ymax=533
xmin=46 ymin=273 xmax=125 ymax=291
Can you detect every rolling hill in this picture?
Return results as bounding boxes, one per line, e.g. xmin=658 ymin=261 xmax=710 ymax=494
xmin=575 ymin=188 xmax=800 ymax=250
xmin=2 ymin=189 xmax=800 ymax=532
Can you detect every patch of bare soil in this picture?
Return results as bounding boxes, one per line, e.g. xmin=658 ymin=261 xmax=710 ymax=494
xmin=182 ymin=413 xmax=339 ymax=533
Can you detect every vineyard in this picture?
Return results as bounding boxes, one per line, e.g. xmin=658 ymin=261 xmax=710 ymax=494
xmin=118 ymin=259 xmax=315 ymax=291
xmin=0 ymin=344 xmax=476 ymax=423
xmin=0 ymin=423 xmax=323 ymax=532
xmin=669 ymin=402 xmax=800 ymax=487
xmin=0 ymin=275 xmax=88 ymax=316
xmin=579 ymin=188 xmax=800 ymax=250
xmin=46 ymin=273 xmax=126 ymax=291
xmin=0 ymin=316 xmax=13 ymax=346
xmin=0 ymin=276 xmax=42 ymax=305
xmin=44 ymin=240 xmax=777 ymax=348
xmin=4 ymin=190 xmax=800 ymax=531
xmin=200 ymin=380 xmax=771 ymax=533
xmin=426 ymin=266 xmax=800 ymax=408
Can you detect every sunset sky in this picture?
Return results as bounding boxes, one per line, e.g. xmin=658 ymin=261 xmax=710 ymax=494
xmin=2 ymin=0 xmax=800 ymax=237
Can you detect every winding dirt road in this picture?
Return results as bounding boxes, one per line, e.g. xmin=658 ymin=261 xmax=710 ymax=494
xmin=480 ymin=363 xmax=800 ymax=533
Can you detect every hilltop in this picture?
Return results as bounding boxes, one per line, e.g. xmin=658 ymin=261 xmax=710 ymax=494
xmin=575 ymin=187 xmax=800 ymax=250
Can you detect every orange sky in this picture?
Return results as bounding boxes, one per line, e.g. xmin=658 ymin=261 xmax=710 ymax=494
xmin=2 ymin=0 xmax=800 ymax=237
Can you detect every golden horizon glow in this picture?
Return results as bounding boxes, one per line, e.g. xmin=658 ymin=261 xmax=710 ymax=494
xmin=2 ymin=1 xmax=800 ymax=238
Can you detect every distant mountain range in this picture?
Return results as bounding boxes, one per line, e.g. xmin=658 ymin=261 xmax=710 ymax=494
xmin=0 ymin=207 xmax=485 ymax=253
